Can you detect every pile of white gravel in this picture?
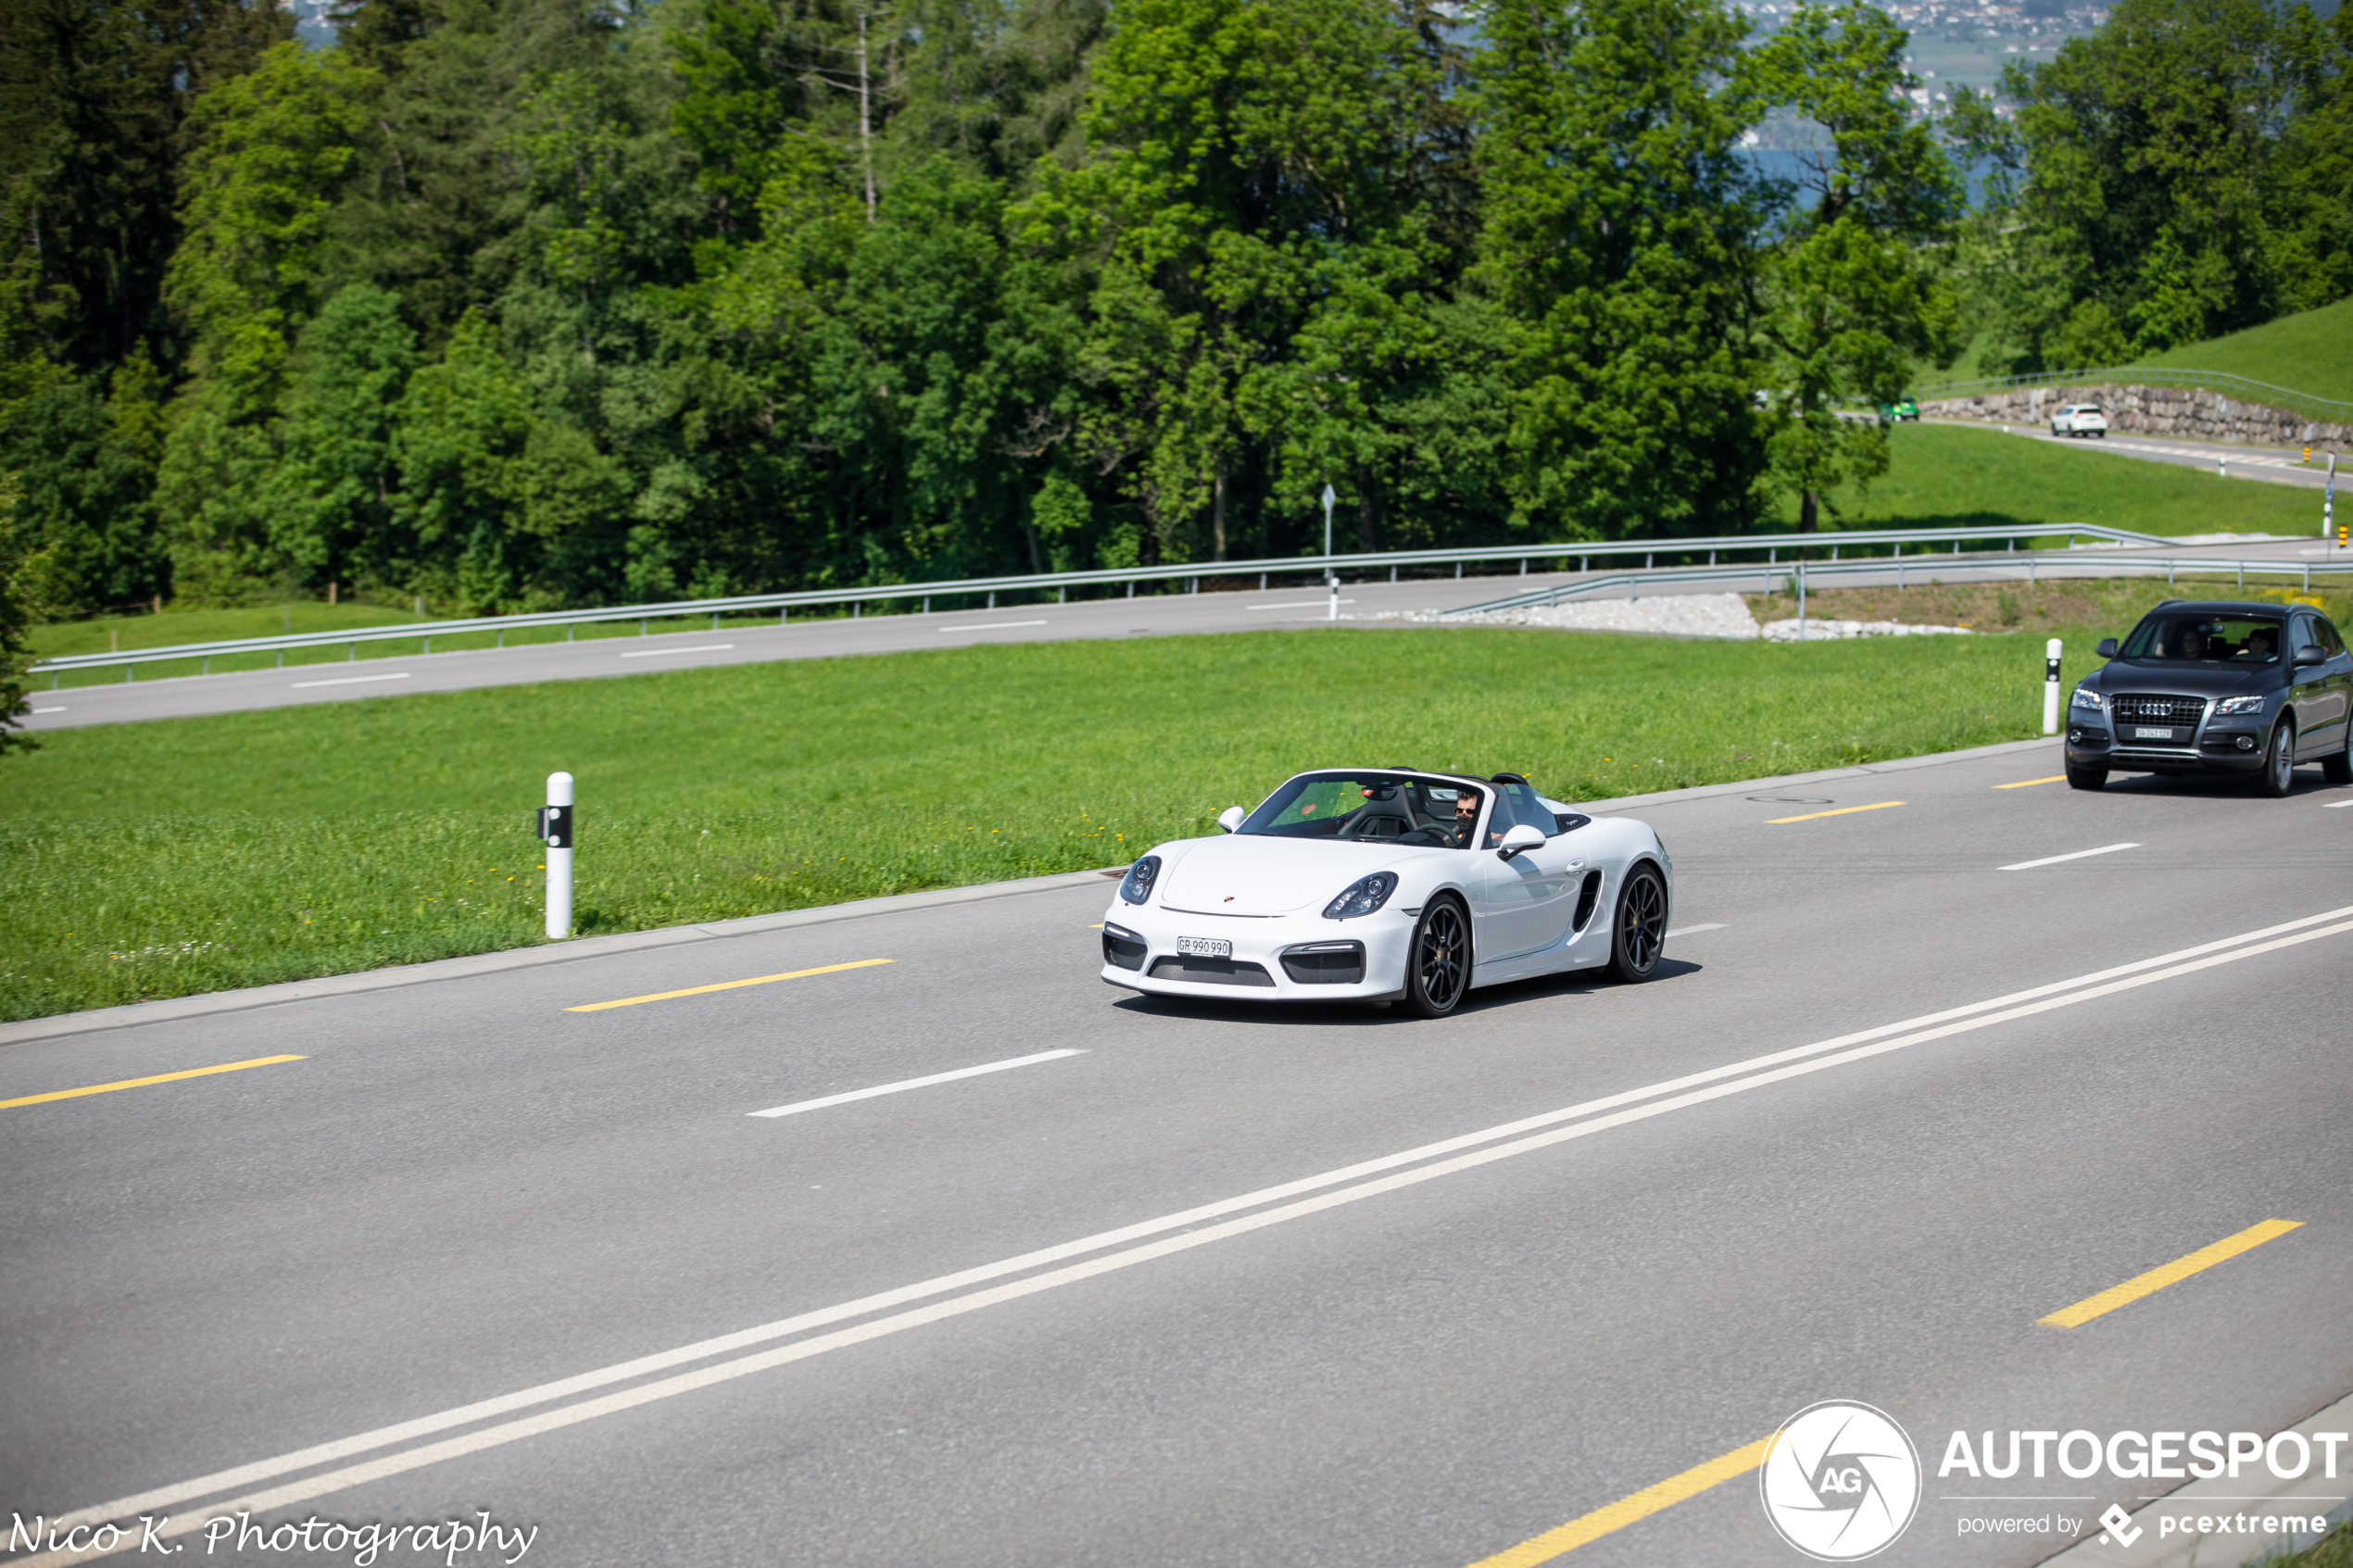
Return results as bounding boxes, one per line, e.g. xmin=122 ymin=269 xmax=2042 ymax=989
xmin=1363 ymin=592 xmax=1975 ymax=642
xmin=1365 ymin=593 xmax=1767 ymax=639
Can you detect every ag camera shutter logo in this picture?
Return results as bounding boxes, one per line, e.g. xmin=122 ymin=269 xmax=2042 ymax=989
xmin=1760 ymin=1400 xmax=1922 ymax=1560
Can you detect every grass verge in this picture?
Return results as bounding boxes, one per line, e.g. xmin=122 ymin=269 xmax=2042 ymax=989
xmin=1798 ymin=423 xmax=2335 ymax=537
xmin=0 ymin=624 xmax=2117 ymax=1022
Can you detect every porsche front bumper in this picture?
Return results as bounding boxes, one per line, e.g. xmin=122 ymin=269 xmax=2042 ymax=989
xmin=1099 ymin=901 xmax=1416 ymax=1002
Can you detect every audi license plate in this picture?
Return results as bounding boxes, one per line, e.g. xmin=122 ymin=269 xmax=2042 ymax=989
xmin=1176 ymin=936 xmax=1232 ymax=959
xmin=2133 ymin=726 xmax=2177 ymax=739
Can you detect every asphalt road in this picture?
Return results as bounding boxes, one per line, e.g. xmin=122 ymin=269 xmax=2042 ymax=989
xmin=25 ymin=521 xmax=2351 ymax=734
xmin=4 ymin=740 xmax=2349 ymax=1567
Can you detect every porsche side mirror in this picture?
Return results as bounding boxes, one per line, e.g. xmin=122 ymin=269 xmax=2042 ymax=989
xmin=1217 ymin=806 xmax=1246 ymax=834
xmin=2095 ymin=637 xmax=2120 ymax=659
xmin=2296 ymin=645 xmax=2327 ymax=667
xmin=1497 ymin=823 xmax=1547 ymax=859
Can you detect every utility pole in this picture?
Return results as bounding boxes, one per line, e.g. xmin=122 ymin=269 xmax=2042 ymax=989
xmin=858 ymin=8 xmax=875 ymax=222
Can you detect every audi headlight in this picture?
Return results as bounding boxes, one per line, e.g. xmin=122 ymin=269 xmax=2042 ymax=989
xmin=2214 ymin=694 xmax=2266 ymax=714
xmin=1322 ymin=872 xmax=1399 ymax=920
xmin=1119 ymin=855 xmax=1162 ymax=905
xmin=2070 ymin=687 xmax=2104 ymax=711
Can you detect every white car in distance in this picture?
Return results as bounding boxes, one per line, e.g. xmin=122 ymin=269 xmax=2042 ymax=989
xmin=1100 ymin=770 xmax=1674 ymax=1018
xmin=2050 ymin=403 xmax=2109 ymax=437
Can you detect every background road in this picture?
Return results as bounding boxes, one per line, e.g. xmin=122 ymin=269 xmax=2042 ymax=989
xmin=3 ymin=741 xmax=2348 ymax=1566
xmin=25 ymin=514 xmax=2352 ymax=734
xmin=1928 ymin=420 xmax=2347 ymax=494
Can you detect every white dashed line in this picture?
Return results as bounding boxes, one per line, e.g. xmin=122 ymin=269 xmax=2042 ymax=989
xmin=32 ymin=706 xmax=65 ymax=713
xmin=1665 ymin=923 xmax=1726 ymax=938
xmin=1999 ymin=842 xmax=2142 ymax=872
xmin=619 ymin=644 xmax=735 ymax=659
xmin=938 ymin=621 xmax=1047 ymax=632
xmin=1248 ymin=600 xmax=1358 ymax=610
xmin=749 ymin=1049 xmax=1084 ymax=1118
xmin=290 ymin=673 xmax=412 ymax=688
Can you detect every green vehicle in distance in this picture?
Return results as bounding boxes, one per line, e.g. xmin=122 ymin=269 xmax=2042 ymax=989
xmin=1879 ymin=396 xmax=1920 ymax=422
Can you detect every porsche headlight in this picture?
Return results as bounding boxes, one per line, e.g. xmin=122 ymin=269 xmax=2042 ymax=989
xmin=2070 ymin=686 xmax=2104 ymax=711
xmin=2214 ymin=694 xmax=2266 ymax=714
xmin=1323 ymin=872 xmax=1398 ymax=920
xmin=1119 ymin=856 xmax=1162 ymax=905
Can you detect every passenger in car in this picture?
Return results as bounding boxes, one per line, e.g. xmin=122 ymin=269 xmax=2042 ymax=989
xmin=2242 ymin=627 xmax=2276 ymax=660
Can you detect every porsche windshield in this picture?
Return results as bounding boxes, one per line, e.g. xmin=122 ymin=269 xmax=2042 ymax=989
xmin=1238 ymin=773 xmax=1485 ymax=847
xmin=2120 ymin=615 xmax=2284 ymax=663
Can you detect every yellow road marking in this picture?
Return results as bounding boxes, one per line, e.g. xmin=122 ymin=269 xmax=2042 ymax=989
xmin=1996 ymin=776 xmax=2068 ymax=789
xmin=2040 ymin=1220 xmax=2303 ymax=1328
xmin=1464 ymin=1438 xmax=1773 ymax=1566
xmin=0 ymin=1055 xmax=306 ymax=1110
xmin=567 ymin=959 xmax=894 ymax=1012
xmin=1767 ymin=801 xmax=1904 ymax=824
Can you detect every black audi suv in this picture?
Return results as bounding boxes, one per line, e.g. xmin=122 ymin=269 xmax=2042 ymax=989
xmin=2065 ymin=600 xmax=2353 ymax=795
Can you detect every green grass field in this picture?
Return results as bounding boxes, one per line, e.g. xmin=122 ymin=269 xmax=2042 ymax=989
xmin=1 ymin=623 xmax=2142 ymax=1022
xmin=1803 ymin=422 xmax=2332 ymax=537
xmin=2129 ymin=295 xmax=2353 ymax=407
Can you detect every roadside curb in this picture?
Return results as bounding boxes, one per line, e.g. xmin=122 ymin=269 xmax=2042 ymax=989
xmin=1 ymin=734 xmax=2063 ymax=1050
xmin=1568 ymin=734 xmax=2063 ymax=813
xmin=2035 ymin=1386 xmax=2353 ymax=1568
xmin=0 ymin=867 xmax=1124 ymax=1050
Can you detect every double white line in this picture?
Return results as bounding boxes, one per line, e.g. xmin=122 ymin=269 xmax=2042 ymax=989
xmin=22 ymin=905 xmax=2353 ymax=1564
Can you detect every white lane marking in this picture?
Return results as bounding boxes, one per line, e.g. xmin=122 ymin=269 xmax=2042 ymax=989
xmin=1248 ymin=599 xmax=1357 ymax=610
xmin=289 ymin=672 xmax=411 ymax=689
xmin=938 ymin=620 xmax=1048 ymax=632
xmin=42 ymin=904 xmax=2353 ymax=1554
xmin=1665 ymin=923 xmax=1725 ymax=938
xmin=42 ymin=908 xmax=2353 ymax=1566
xmin=619 ymin=644 xmax=735 ymax=659
xmin=2324 ymin=800 xmax=2353 ymax=809
xmin=2000 ymin=842 xmax=2142 ymax=872
xmin=32 ymin=706 xmax=65 ymax=713
xmin=749 ymin=1050 xmax=1083 ymax=1119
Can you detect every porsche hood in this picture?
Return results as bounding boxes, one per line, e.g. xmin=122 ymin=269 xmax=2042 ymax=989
xmin=1153 ymin=834 xmax=1414 ymax=917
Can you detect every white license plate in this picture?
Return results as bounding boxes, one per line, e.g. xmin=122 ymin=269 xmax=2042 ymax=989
xmin=1176 ymin=936 xmax=1232 ymax=959
xmin=2133 ymin=726 xmax=2176 ymax=738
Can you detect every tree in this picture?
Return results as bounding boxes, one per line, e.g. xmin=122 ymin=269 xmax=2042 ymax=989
xmin=1472 ymin=0 xmax=1767 ymax=541
xmin=270 ymin=282 xmax=418 ymax=589
xmin=0 ymin=466 xmax=39 ymax=756
xmin=1745 ymin=1 xmax=1963 ymax=530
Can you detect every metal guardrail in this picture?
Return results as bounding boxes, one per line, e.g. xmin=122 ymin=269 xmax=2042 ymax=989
xmin=32 ymin=523 xmax=2166 ymax=679
xmin=1451 ymin=553 xmax=2353 ymax=617
xmin=1912 ymin=366 xmax=2353 ymax=425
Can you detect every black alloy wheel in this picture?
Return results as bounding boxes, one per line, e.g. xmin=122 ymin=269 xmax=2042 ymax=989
xmin=1608 ymin=865 xmax=1667 ymax=983
xmin=2259 ymin=720 xmax=2296 ymax=798
xmin=2066 ymin=764 xmax=2108 ymax=791
xmin=2326 ymin=722 xmax=2353 ymax=786
xmin=1405 ymin=898 xmax=1469 ymax=1018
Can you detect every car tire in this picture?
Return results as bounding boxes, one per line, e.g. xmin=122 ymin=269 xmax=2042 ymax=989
xmin=2325 ymin=725 xmax=2353 ymax=785
xmin=1606 ymin=864 xmax=1667 ymax=983
xmin=1403 ymin=897 xmax=1470 ymax=1018
xmin=2066 ymin=765 xmax=2108 ymax=790
xmin=2259 ymin=720 xmax=2296 ymax=797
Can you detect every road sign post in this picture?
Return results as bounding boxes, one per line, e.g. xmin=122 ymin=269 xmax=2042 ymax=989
xmin=1320 ymin=483 xmax=1338 ymax=621
xmin=537 ymin=771 xmax=574 ymax=939
xmin=2044 ymin=639 xmax=2064 ymax=735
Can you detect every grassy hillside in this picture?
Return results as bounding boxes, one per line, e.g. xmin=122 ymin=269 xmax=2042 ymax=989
xmin=1800 ymin=421 xmax=2329 ymax=537
xmin=2129 ymin=295 xmax=2353 ymax=405
xmin=3 ymin=625 xmax=2109 ymax=1021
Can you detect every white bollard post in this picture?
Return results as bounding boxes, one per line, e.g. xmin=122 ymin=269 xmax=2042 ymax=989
xmin=1321 ymin=483 xmax=1338 ymax=621
xmin=539 ymin=771 xmax=574 ymax=939
xmin=2325 ymin=454 xmax=2337 ymax=547
xmin=1796 ymin=562 xmax=1807 ymax=641
xmin=2043 ymin=639 xmax=2063 ymax=735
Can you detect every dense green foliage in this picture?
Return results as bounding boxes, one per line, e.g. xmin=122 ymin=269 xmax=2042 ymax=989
xmin=1954 ymin=0 xmax=2353 ymax=373
xmin=2 ymin=622 xmax=2118 ymax=1019
xmin=0 ymin=0 xmax=1986 ymax=626
xmin=5 ymin=0 xmax=2344 ymax=627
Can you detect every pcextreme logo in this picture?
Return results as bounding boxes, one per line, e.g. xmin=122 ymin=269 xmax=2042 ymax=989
xmin=1760 ymin=1400 xmax=1924 ymax=1561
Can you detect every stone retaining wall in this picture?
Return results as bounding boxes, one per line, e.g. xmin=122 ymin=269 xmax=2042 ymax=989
xmin=1919 ymin=383 xmax=2352 ymax=448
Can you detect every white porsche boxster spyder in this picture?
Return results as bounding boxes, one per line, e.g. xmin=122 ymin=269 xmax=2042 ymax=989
xmin=1099 ymin=770 xmax=1673 ymax=1017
